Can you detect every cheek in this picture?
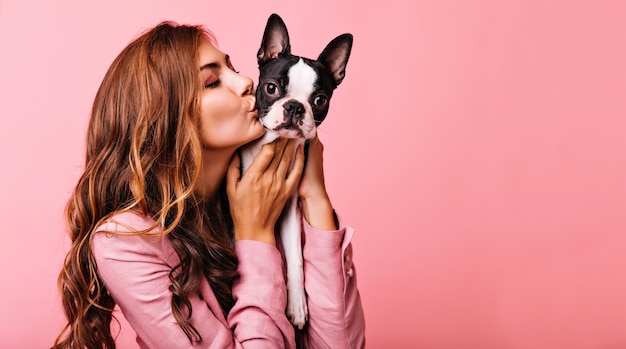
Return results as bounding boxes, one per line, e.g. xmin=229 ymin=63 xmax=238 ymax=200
xmin=200 ymin=92 xmax=241 ymax=122
xmin=198 ymin=93 xmax=249 ymax=147
xmin=200 ymin=95 xmax=227 ymax=129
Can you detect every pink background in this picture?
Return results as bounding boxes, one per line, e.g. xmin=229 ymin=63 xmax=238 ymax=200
xmin=1 ymin=1 xmax=625 ymax=348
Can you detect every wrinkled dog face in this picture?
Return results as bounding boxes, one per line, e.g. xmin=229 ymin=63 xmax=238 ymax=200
xmin=256 ymin=14 xmax=353 ymax=139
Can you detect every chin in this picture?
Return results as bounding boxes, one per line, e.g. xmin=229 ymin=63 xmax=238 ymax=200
xmin=254 ymin=123 xmax=268 ymax=137
xmin=243 ymin=129 xmax=266 ymax=145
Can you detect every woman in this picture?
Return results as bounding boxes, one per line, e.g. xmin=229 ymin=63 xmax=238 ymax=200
xmin=54 ymin=21 xmax=365 ymax=349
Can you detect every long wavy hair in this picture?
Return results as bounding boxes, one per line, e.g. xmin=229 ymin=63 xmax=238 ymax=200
xmin=53 ymin=22 xmax=239 ymax=349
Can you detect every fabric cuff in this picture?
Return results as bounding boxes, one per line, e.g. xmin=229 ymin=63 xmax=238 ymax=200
xmin=302 ymin=214 xmax=347 ymax=249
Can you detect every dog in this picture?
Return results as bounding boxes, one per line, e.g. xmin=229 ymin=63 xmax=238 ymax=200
xmin=239 ymin=13 xmax=353 ymax=329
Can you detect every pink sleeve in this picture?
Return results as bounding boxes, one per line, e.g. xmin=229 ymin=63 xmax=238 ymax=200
xmin=298 ymin=215 xmax=366 ymax=349
xmin=229 ymin=240 xmax=295 ymax=347
xmin=92 ymin=231 xmax=295 ymax=349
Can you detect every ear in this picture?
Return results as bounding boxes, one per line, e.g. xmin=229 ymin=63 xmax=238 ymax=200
xmin=257 ymin=14 xmax=291 ymax=65
xmin=318 ymin=33 xmax=353 ymax=86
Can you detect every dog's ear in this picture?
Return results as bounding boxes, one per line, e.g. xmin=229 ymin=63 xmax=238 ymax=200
xmin=257 ymin=14 xmax=291 ymax=65
xmin=318 ymin=34 xmax=353 ymax=86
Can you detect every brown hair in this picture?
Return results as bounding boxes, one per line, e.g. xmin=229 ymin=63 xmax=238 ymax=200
xmin=53 ymin=21 xmax=238 ymax=348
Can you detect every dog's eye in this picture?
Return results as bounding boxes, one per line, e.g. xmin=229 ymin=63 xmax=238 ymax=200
xmin=265 ymin=82 xmax=279 ymax=96
xmin=313 ymin=95 xmax=328 ymax=107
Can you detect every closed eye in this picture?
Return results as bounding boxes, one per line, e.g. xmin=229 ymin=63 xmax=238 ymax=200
xmin=204 ymin=79 xmax=220 ymax=89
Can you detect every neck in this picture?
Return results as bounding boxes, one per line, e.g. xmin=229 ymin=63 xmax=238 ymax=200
xmin=197 ymin=148 xmax=236 ymax=200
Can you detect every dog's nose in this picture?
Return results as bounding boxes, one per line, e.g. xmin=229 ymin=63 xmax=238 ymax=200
xmin=283 ymin=100 xmax=305 ymax=124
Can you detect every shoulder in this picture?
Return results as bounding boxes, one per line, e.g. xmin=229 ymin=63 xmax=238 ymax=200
xmin=95 ymin=210 xmax=158 ymax=235
xmin=91 ymin=211 xmax=178 ymax=266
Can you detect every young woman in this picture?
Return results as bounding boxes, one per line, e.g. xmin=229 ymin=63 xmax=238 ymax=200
xmin=54 ymin=21 xmax=365 ymax=349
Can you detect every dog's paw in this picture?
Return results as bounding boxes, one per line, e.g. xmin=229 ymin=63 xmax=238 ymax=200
xmin=286 ymin=287 xmax=308 ymax=329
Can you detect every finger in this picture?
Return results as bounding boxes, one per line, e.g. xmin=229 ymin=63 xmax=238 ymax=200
xmin=226 ymin=152 xmax=241 ymax=195
xmin=268 ymin=137 xmax=289 ymax=171
xmin=277 ymin=139 xmax=298 ymax=178
xmin=285 ymin=144 xmax=305 ymax=191
xmin=310 ymin=134 xmax=319 ymax=144
xmin=246 ymin=140 xmax=277 ymax=175
xmin=309 ymin=134 xmax=323 ymax=152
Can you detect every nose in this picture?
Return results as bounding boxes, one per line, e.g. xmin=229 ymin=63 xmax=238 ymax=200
xmin=283 ymin=100 xmax=305 ymax=124
xmin=234 ymin=72 xmax=254 ymax=96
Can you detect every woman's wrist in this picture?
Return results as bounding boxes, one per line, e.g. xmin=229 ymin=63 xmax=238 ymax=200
xmin=300 ymin=193 xmax=337 ymax=231
xmin=234 ymin=226 xmax=276 ymax=246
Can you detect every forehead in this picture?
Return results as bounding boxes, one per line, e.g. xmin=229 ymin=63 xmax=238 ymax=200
xmin=259 ymin=56 xmax=335 ymax=91
xmin=198 ymin=40 xmax=224 ymax=64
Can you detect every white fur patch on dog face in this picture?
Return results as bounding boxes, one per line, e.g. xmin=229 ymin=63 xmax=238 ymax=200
xmin=262 ymin=58 xmax=318 ymax=138
xmin=288 ymin=59 xmax=317 ymax=101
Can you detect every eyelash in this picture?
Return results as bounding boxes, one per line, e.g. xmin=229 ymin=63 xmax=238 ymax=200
xmin=203 ymin=69 xmax=240 ymax=89
xmin=204 ymin=80 xmax=220 ymax=89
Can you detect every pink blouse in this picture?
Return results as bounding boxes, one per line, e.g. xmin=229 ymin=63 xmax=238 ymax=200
xmin=92 ymin=211 xmax=365 ymax=348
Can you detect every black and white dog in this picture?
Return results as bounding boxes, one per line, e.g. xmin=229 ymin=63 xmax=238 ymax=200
xmin=239 ymin=14 xmax=352 ymax=328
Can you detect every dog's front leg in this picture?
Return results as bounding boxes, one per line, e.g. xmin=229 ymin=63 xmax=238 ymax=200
xmin=281 ymin=192 xmax=308 ymax=329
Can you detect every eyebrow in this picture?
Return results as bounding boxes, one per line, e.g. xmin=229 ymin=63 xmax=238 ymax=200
xmin=199 ymin=54 xmax=231 ymax=71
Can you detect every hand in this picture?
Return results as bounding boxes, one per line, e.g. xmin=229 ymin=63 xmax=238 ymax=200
xmin=226 ymin=138 xmax=304 ymax=245
xmin=298 ymin=136 xmax=337 ymax=230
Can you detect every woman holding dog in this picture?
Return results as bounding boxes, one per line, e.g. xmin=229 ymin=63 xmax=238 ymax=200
xmin=53 ymin=21 xmax=364 ymax=349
